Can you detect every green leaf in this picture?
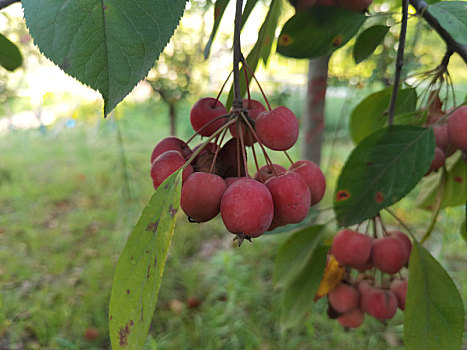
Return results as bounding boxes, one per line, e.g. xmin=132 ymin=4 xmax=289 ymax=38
xmin=0 ymin=33 xmax=23 ymax=71
xmin=280 ymin=245 xmax=328 ymax=328
xmin=273 ymin=224 xmax=325 ymax=286
xmin=225 ymin=0 xmax=281 ymax=109
xmin=241 ymin=0 xmax=259 ymax=29
xmin=277 ymin=6 xmax=366 ymax=59
xmin=334 ymin=126 xmax=435 ymax=227
xmin=418 ymin=153 xmax=467 ymax=209
xmin=22 ymin=0 xmax=187 ymax=116
xmin=404 ymin=242 xmax=464 ymax=350
xmin=204 ymin=0 xmax=230 ymax=59
xmin=349 ymin=87 xmax=418 ymax=144
xmin=265 ymin=207 xmax=320 ymax=235
xmin=109 ymin=171 xmax=182 ymax=350
xmin=353 ymin=25 xmax=389 ymax=64
xmin=429 ymin=1 xmax=467 ymax=46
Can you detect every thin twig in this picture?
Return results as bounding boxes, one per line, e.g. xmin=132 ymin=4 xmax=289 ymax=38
xmin=232 ymin=0 xmax=244 ymax=110
xmin=388 ymin=0 xmax=409 ymax=126
xmin=409 ymin=0 xmax=467 ymax=64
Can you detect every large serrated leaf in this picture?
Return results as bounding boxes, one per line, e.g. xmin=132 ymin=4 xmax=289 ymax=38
xmin=109 ymin=170 xmax=182 ymax=350
xmin=22 ymin=0 xmax=187 ymax=116
xmin=349 ymin=87 xmax=418 ymax=144
xmin=0 ymin=33 xmax=23 ymax=71
xmin=418 ymin=153 xmax=467 ymax=209
xmin=225 ymin=0 xmax=281 ymax=109
xmin=429 ymin=1 xmax=467 ymax=45
xmin=203 ymin=0 xmax=230 ymax=59
xmin=276 ymin=6 xmax=366 ymax=59
xmin=404 ymin=242 xmax=464 ymax=350
xmin=280 ymin=245 xmax=328 ymax=328
xmin=273 ymin=225 xmax=325 ymax=287
xmin=334 ymin=126 xmax=435 ymax=227
xmin=353 ymin=25 xmax=389 ymax=64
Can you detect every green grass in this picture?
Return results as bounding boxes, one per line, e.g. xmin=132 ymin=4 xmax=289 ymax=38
xmin=0 ymin=98 xmax=465 ymax=349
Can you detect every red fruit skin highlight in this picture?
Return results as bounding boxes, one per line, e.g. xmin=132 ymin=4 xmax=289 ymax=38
xmin=255 ymin=106 xmax=299 ymax=151
xmin=388 ymin=230 xmax=412 ymax=264
xmin=151 ymin=137 xmax=192 ymax=164
xmin=151 ymin=150 xmax=193 ymax=190
xmin=290 ymin=160 xmax=326 ymax=205
xmin=371 ymin=237 xmax=407 ymax=274
xmin=220 ymin=179 xmax=274 ymax=238
xmin=447 ymin=105 xmax=467 ymax=150
xmin=190 ymin=97 xmax=227 ymax=137
xmin=390 ymin=279 xmax=408 ymax=310
xmin=328 ymin=283 xmax=359 ymax=313
xmin=360 ymin=288 xmax=398 ymax=321
xmin=265 ymin=171 xmax=311 ymax=224
xmin=180 ymin=173 xmax=227 ymax=222
xmin=337 ymin=308 xmax=365 ymax=328
xmin=331 ymin=229 xmax=372 ymax=267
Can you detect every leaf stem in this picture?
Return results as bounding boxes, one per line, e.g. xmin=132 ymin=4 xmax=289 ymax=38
xmin=387 ymin=0 xmax=409 ymax=126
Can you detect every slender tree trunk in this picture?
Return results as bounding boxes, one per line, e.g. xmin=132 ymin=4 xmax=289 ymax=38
xmin=169 ymin=102 xmax=176 ymax=136
xmin=301 ymin=55 xmax=330 ymax=165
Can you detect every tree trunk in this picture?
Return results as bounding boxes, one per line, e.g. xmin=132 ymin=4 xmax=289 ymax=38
xmin=169 ymin=102 xmax=176 ymax=136
xmin=301 ymin=55 xmax=330 ymax=165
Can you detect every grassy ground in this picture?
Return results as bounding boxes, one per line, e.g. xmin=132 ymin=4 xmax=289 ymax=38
xmin=0 ymin=97 xmax=465 ymax=349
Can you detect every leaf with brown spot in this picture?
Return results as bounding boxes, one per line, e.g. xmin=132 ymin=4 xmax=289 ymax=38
xmin=418 ymin=153 xmax=467 ymax=209
xmin=109 ymin=170 xmax=182 ymax=349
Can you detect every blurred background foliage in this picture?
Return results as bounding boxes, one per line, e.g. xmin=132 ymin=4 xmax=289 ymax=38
xmin=0 ymin=0 xmax=465 ymax=349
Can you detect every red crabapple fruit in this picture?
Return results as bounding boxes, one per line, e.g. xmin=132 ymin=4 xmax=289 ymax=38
xmin=255 ymin=106 xmax=299 ymax=151
xmin=150 ymin=150 xmax=193 ymax=190
xmin=388 ymin=230 xmax=412 ymax=264
xmin=265 ymin=171 xmax=311 ymax=224
xmin=433 ymin=124 xmax=450 ymax=152
xmin=428 ymin=147 xmax=446 ymax=173
xmin=220 ymin=179 xmax=274 ymax=238
xmin=390 ymin=279 xmax=408 ymax=311
xmin=150 ymin=137 xmax=192 ymax=164
xmin=337 ymin=308 xmax=365 ymax=328
xmin=254 ymin=164 xmax=286 ymax=182
xmin=289 ymin=160 xmax=326 ymax=205
xmin=331 ymin=229 xmax=372 ymax=268
xmin=190 ymin=98 xmax=228 ymax=136
xmin=360 ymin=288 xmax=398 ymax=321
xmin=328 ymin=283 xmax=359 ymax=313
xmin=230 ymin=99 xmax=266 ymax=146
xmin=215 ymin=139 xmax=247 ymax=178
xmin=371 ymin=237 xmax=407 ymax=274
xmin=447 ymin=105 xmax=467 ymax=150
xmin=180 ymin=173 xmax=227 ymax=222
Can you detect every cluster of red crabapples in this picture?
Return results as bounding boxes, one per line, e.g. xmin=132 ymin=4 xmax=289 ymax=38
xmin=326 ymin=228 xmax=411 ymax=328
xmin=150 ymin=95 xmax=325 ymax=245
xmin=425 ymin=93 xmax=467 ymax=174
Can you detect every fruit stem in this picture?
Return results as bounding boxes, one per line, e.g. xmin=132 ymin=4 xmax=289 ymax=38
xmin=232 ymin=0 xmax=244 ymax=110
xmin=236 ymin=126 xmax=241 ymax=177
xmin=238 ymin=116 xmax=249 ymax=177
xmin=283 ymin=151 xmax=294 ymax=165
xmin=185 ymin=113 xmax=231 ymax=144
xmin=420 ymin=167 xmax=447 ymax=244
xmin=239 ymin=111 xmax=275 ymax=170
xmin=241 ymin=57 xmax=272 ymax=111
xmin=184 ymin=119 xmax=236 ymax=168
xmin=251 ymin=144 xmax=264 ymax=182
xmin=214 ymin=70 xmax=234 ymax=108
xmin=387 ymin=0 xmax=408 ymax=126
xmin=376 ymin=213 xmax=388 ymax=236
xmin=384 ymin=208 xmax=417 ymax=241
xmin=209 ymin=127 xmax=229 ymax=174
